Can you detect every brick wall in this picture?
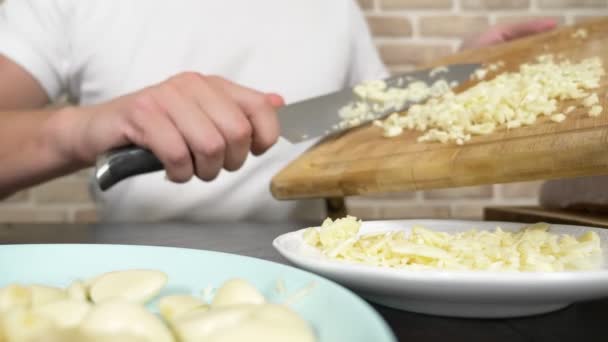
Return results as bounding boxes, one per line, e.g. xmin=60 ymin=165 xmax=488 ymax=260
xmin=1 ymin=0 xmax=607 ymax=222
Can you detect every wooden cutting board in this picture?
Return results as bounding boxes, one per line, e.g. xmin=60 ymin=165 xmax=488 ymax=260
xmin=271 ymin=18 xmax=608 ymax=200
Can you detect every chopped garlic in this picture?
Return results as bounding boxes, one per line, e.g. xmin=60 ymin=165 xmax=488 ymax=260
xmin=306 ymin=217 xmax=603 ymax=272
xmin=589 ymin=105 xmax=603 ymax=117
xmin=565 ymin=105 xmax=576 ymax=114
xmin=572 ymin=28 xmax=588 ymax=39
xmin=375 ymin=55 xmax=605 ymax=143
xmin=507 ymin=120 xmax=521 ymax=129
xmin=583 ymin=93 xmax=599 ymax=107
xmin=429 ymin=66 xmax=448 ymax=77
xmin=383 ymin=125 xmax=403 ymax=137
xmin=337 ymin=77 xmax=454 ymax=131
xmin=473 ymin=68 xmax=488 ymax=80
xmin=487 ymin=60 xmax=505 ymax=72
xmin=551 ymin=113 xmax=566 ymax=122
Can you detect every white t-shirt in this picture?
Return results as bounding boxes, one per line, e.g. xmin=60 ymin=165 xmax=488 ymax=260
xmin=0 ymin=0 xmax=388 ymax=222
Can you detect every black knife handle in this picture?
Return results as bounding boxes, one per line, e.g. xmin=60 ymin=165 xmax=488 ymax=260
xmin=96 ymin=146 xmax=164 ymax=191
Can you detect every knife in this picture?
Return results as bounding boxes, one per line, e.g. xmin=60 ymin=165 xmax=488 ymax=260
xmin=95 ymin=63 xmax=481 ymax=191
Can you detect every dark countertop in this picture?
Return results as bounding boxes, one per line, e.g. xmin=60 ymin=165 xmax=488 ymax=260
xmin=1 ymin=222 xmax=606 ymax=342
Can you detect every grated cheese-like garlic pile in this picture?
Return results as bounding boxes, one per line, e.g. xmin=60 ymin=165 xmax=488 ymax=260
xmin=303 ymin=216 xmax=603 ymax=272
xmin=373 ymin=55 xmax=605 ymax=144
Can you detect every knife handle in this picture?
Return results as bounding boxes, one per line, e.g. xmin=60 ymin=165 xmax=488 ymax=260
xmin=96 ymin=146 xmax=164 ymax=191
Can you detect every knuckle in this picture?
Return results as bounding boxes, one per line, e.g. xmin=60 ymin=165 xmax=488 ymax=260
xmin=174 ymin=71 xmax=204 ymax=84
xmin=157 ymin=81 xmax=181 ymax=98
xmin=129 ymin=93 xmax=158 ymax=114
xmin=205 ymin=74 xmax=225 ymax=84
xmin=250 ymin=95 xmax=270 ymax=111
xmin=165 ymin=149 xmax=191 ymax=168
xmin=228 ymin=120 xmax=252 ymax=144
xmin=246 ymin=97 xmax=274 ymax=119
xmin=195 ymin=138 xmax=225 ymax=159
xmin=125 ymin=95 xmax=159 ymax=133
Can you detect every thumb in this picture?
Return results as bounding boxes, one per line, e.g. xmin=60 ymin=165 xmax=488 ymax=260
xmin=500 ymin=19 xmax=558 ymax=41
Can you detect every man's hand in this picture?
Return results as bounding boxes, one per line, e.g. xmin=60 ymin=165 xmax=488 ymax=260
xmin=461 ymin=19 xmax=558 ymax=50
xmin=50 ymin=72 xmax=284 ymax=183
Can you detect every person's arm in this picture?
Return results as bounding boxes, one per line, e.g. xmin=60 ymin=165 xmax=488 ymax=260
xmin=0 ymin=55 xmax=49 ymax=110
xmin=0 ymin=57 xmax=284 ymax=199
xmin=0 ymin=55 xmax=60 ymax=198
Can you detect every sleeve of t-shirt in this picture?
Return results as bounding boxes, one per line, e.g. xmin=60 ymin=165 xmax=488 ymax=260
xmin=0 ymin=0 xmax=71 ymax=101
xmin=346 ymin=0 xmax=389 ymax=86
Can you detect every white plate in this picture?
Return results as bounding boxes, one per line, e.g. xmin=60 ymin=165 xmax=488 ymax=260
xmin=273 ymin=219 xmax=608 ymax=318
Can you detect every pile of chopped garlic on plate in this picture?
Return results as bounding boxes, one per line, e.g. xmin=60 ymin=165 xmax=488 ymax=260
xmin=371 ymin=54 xmax=605 ymax=144
xmin=303 ymin=216 xmax=603 ymax=272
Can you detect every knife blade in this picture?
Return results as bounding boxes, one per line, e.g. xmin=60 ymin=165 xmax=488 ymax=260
xmin=95 ymin=63 xmax=481 ymax=191
xmin=278 ymin=63 xmax=480 ymax=143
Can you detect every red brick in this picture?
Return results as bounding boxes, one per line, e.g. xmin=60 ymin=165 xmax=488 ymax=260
xmin=495 ymin=15 xmax=566 ymax=26
xmin=462 ymin=0 xmax=530 ymax=10
xmin=379 ymin=43 xmax=453 ymax=66
xmin=367 ymin=15 xmax=413 ymax=37
xmin=357 ymin=0 xmax=374 ymax=10
xmin=32 ymin=179 xmax=92 ymax=204
xmin=0 ymin=208 xmax=67 ymax=223
xmin=424 ymin=186 xmax=493 ymax=200
xmin=500 ymin=181 xmax=543 ymax=199
xmin=420 ymin=16 xmax=490 ymax=39
xmin=2 ymin=191 xmax=29 ymax=203
xmin=450 ymin=204 xmax=485 ymax=219
xmin=538 ymin=0 xmax=606 ymax=8
xmin=379 ymin=204 xmax=451 ymax=219
xmin=380 ymin=0 xmax=452 ymax=9
xmin=74 ymin=208 xmax=99 ymax=223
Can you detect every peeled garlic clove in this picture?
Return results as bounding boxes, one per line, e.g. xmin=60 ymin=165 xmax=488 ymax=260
xmin=209 ymin=305 xmax=316 ymax=342
xmin=79 ymin=300 xmax=173 ymax=342
xmin=0 ymin=284 xmax=31 ymax=313
xmin=175 ymin=304 xmax=316 ymax=342
xmin=245 ymin=304 xmax=316 ymax=342
xmin=0 ymin=307 xmax=58 ymax=342
xmin=158 ymin=294 xmax=206 ymax=322
xmin=89 ymin=270 xmax=168 ymax=304
xmin=173 ymin=305 xmax=256 ymax=342
xmin=67 ymin=280 xmax=88 ymax=302
xmin=211 ymin=279 xmax=265 ymax=308
xmin=29 ymin=285 xmax=67 ymax=307
xmin=34 ymin=299 xmax=91 ymax=328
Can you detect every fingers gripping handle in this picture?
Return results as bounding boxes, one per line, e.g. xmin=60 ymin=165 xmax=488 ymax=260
xmin=96 ymin=146 xmax=164 ymax=191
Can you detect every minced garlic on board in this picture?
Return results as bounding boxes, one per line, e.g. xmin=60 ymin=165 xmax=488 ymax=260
xmin=372 ymin=55 xmax=604 ymax=143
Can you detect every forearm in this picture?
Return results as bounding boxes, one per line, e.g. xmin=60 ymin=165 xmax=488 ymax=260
xmin=0 ymin=108 xmax=89 ymax=199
